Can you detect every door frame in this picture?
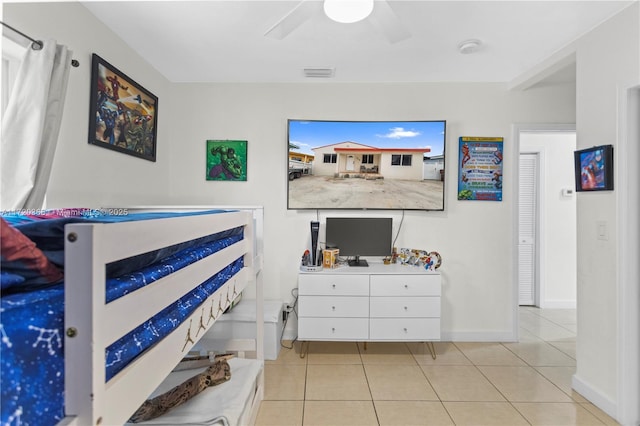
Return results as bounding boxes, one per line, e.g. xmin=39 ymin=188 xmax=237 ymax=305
xmin=615 ymin=83 xmax=640 ymax=425
xmin=511 ymin=123 xmax=576 ymax=338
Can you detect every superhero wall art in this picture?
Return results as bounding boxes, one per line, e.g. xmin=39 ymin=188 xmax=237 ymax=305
xmin=206 ymin=140 xmax=248 ymax=181
xmin=88 ymin=54 xmax=158 ymax=162
xmin=457 ymin=137 xmax=504 ymax=201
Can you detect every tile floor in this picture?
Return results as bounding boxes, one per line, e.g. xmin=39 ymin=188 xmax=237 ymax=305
xmin=255 ymin=307 xmax=620 ymax=426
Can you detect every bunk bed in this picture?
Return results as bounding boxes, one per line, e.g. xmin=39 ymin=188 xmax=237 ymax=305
xmin=0 ymin=206 xmax=264 ymax=426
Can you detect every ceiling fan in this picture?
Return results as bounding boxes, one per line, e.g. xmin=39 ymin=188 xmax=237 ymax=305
xmin=264 ymin=0 xmax=411 ymax=44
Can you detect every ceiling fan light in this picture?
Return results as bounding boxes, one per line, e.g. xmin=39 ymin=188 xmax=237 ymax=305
xmin=324 ymin=0 xmax=374 ymax=24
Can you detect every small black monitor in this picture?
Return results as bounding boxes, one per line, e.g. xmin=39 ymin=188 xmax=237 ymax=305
xmin=325 ymin=217 xmax=393 ymax=267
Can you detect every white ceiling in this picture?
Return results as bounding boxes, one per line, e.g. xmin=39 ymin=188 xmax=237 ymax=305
xmin=81 ymin=0 xmax=634 ymax=84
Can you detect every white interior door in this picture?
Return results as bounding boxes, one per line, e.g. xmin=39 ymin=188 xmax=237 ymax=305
xmin=519 ymin=153 xmax=538 ymax=306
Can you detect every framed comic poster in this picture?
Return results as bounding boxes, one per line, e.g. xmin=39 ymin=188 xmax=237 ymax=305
xmin=206 ymin=140 xmax=248 ymax=181
xmin=457 ymin=137 xmax=503 ymax=201
xmin=88 ymin=54 xmax=158 ymax=162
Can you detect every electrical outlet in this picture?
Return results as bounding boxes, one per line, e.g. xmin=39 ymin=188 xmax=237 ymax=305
xmin=282 ymin=304 xmax=295 ymax=322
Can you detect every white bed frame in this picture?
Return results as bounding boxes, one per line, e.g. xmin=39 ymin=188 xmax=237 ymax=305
xmin=58 ymin=206 xmax=264 ymax=426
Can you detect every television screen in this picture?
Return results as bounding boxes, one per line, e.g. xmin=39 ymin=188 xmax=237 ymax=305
xmin=325 ymin=217 xmax=392 ymax=267
xmin=574 ymin=145 xmax=614 ymax=191
xmin=288 ymin=120 xmax=446 ymax=210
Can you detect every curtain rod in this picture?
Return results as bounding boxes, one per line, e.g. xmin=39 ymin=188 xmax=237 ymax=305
xmin=1 ymin=21 xmax=79 ymax=67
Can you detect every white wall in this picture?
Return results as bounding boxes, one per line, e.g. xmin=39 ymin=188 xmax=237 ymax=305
xmin=519 ymin=131 xmax=577 ymax=309
xmin=164 ymin=82 xmax=576 ymax=341
xmin=3 ymin=2 xmax=578 ymax=342
xmin=3 ymin=2 xmax=174 ymax=207
xmin=572 ymin=2 xmax=639 ymax=421
xmin=5 ymin=1 xmax=639 ymax=421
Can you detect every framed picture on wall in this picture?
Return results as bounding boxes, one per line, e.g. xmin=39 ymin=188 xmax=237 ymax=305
xmin=88 ymin=54 xmax=158 ymax=162
xmin=206 ymin=140 xmax=248 ymax=181
xmin=574 ymin=144 xmax=614 ymax=191
xmin=457 ymin=137 xmax=504 ymax=201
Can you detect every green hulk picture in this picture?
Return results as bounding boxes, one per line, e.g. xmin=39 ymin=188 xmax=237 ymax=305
xmin=206 ymin=140 xmax=247 ymax=181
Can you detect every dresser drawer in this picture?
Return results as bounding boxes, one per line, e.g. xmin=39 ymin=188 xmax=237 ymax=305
xmin=299 ymin=274 xmax=369 ymax=296
xmin=299 ymin=296 xmax=369 ymax=318
xmin=298 ymin=318 xmax=369 ymax=340
xmin=369 ymin=318 xmax=440 ymax=340
xmin=370 ymin=297 xmax=440 ymax=318
xmin=370 ymin=274 xmax=440 ymax=296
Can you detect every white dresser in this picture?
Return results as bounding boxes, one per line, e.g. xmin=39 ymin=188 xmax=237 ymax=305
xmin=298 ymin=263 xmax=441 ymax=343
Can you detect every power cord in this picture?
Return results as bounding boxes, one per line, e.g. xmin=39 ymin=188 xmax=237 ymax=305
xmin=391 ymin=210 xmax=405 ymax=251
xmin=280 ymin=287 xmax=299 ymax=349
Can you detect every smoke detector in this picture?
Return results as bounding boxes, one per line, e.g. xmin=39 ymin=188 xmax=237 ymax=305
xmin=458 ymin=39 xmax=482 ymax=54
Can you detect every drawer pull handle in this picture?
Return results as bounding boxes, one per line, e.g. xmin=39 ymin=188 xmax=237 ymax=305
xmin=404 ymin=306 xmax=408 ymax=310
xmin=332 ymin=327 xmax=335 ymax=333
xmin=404 ymin=284 xmax=408 ymax=289
xmin=332 ymin=306 xmax=336 ymax=311
xmin=332 ymin=284 xmax=336 ymax=289
xmin=403 ymin=328 xmax=408 ymax=333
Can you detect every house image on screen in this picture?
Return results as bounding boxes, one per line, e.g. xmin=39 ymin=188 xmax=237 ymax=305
xmin=423 ymin=154 xmax=445 ymax=181
xmin=312 ymin=141 xmax=430 ymax=180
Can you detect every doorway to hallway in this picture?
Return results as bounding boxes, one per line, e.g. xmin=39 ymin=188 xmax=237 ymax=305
xmin=516 ymin=128 xmax=577 ymax=309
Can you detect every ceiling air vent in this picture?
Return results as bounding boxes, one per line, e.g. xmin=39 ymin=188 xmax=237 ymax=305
xmin=303 ymin=67 xmax=335 ymax=78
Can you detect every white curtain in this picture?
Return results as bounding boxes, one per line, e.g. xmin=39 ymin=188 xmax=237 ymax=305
xmin=1 ymin=39 xmax=72 ymax=210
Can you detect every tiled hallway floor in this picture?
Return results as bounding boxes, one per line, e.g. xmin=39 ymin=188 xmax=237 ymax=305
xmin=255 ymin=307 xmax=619 ymax=425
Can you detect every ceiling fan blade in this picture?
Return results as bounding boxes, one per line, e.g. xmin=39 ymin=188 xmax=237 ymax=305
xmin=369 ymin=0 xmax=411 ymax=44
xmin=264 ymin=0 xmax=321 ymax=40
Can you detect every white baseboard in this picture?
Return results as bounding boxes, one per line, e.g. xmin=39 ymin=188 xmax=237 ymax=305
xmin=572 ymin=373 xmax=618 ymax=422
xmin=540 ymin=300 xmax=577 ymax=309
xmin=288 ymin=333 xmax=520 ymax=343
xmin=284 ymin=324 xmax=519 ymax=343
xmin=285 ymin=330 xmax=519 ymax=343
xmin=441 ymin=331 xmax=518 ymax=342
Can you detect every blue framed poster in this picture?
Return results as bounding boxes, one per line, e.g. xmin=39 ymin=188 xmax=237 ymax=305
xmin=457 ymin=137 xmax=503 ymax=201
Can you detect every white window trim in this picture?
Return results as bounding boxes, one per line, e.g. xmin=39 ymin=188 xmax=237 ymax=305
xmin=1 ymin=36 xmax=27 ymax=114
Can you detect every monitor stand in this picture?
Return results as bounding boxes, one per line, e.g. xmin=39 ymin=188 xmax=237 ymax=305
xmin=348 ymin=256 xmax=368 ymax=267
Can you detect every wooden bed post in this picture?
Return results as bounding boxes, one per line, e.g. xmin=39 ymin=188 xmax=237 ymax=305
xmin=64 ymin=223 xmax=107 ymax=425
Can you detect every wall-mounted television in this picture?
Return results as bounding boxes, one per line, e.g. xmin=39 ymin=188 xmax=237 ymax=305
xmin=325 ymin=217 xmax=392 ymax=267
xmin=574 ymin=144 xmax=614 ymax=192
xmin=288 ymin=120 xmax=446 ymax=210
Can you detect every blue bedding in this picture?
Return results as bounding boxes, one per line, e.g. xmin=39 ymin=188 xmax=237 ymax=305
xmin=106 ymin=257 xmax=243 ymax=380
xmin=0 ymin=210 xmax=246 ymax=426
xmin=1 ymin=286 xmax=65 ymax=424
xmin=7 ymin=209 xmax=232 ymax=274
